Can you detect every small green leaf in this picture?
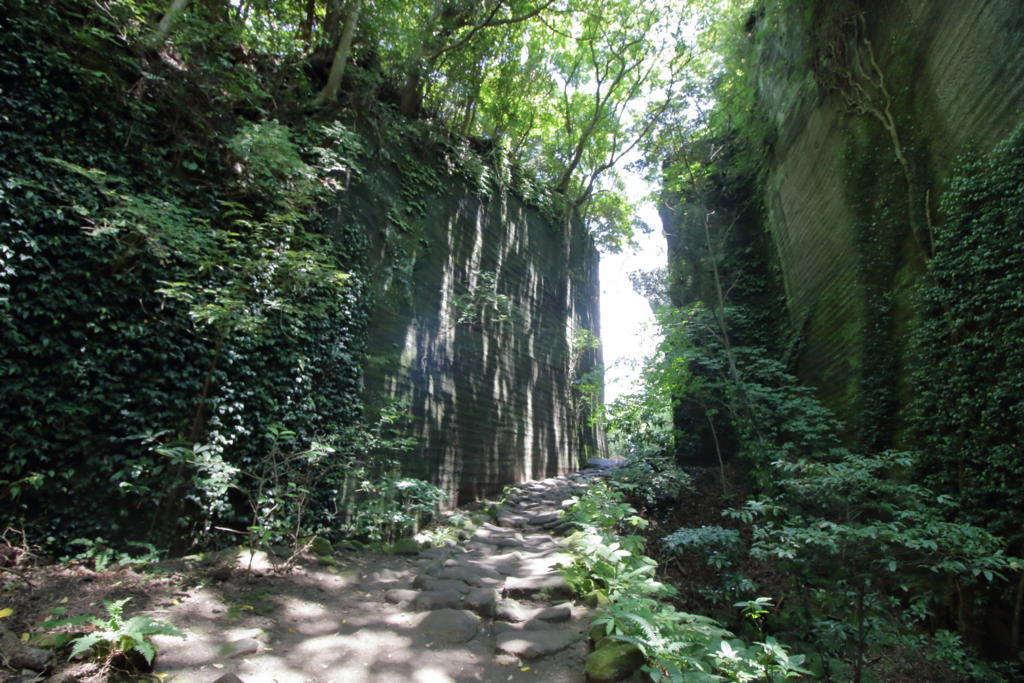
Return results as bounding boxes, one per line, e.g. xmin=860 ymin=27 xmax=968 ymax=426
xmin=40 ymin=614 xmax=91 ymax=629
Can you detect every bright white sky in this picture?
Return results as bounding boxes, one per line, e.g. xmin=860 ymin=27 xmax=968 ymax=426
xmin=599 ymin=176 xmax=666 ymax=404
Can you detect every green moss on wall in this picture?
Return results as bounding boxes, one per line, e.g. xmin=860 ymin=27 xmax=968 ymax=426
xmin=726 ymin=0 xmax=1024 ymax=447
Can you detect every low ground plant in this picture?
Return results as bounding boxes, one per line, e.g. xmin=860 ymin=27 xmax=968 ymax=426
xmin=149 ymin=402 xmax=445 ymax=563
xmin=610 ymin=451 xmax=693 ymax=513
xmin=562 ymin=482 xmax=806 ymax=681
xmin=662 ymin=525 xmax=744 ymax=571
xmin=40 ymin=597 xmax=184 ymax=676
xmin=61 ymin=539 xmax=162 ymax=572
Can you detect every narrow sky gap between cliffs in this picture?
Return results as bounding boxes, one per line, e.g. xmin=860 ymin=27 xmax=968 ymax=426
xmin=599 ymin=173 xmax=666 ymax=405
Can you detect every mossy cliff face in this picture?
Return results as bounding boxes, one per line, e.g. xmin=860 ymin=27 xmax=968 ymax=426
xmin=666 ymin=0 xmax=1024 ymax=444
xmin=339 ymin=146 xmax=602 ymax=504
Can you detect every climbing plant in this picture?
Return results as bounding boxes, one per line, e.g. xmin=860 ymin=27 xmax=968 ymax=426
xmin=453 ymin=270 xmax=515 ymax=328
xmin=0 ymin=1 xmax=369 ymax=551
xmin=909 ymin=122 xmax=1024 ymax=541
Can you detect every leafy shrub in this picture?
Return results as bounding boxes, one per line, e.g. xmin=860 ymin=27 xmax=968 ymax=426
xmin=611 ymin=452 xmax=693 ymax=512
xmin=414 ymin=512 xmax=473 ymax=547
xmin=228 ymin=120 xmax=317 ymax=198
xmin=606 ymin=383 xmax=675 ymax=465
xmin=638 ymin=288 xmax=1021 ymax=676
xmin=563 ymin=527 xmax=665 ymax=600
xmin=662 ymin=525 xmax=744 ymax=570
xmin=594 ymin=593 xmax=808 ymax=681
xmin=560 ymin=480 xmax=662 ymax=599
xmin=340 ymin=472 xmax=447 ymax=545
xmin=563 ymin=480 xmax=649 ymax=538
xmin=726 ymin=448 xmax=1022 ymax=680
xmin=206 ymin=405 xmax=444 ymax=556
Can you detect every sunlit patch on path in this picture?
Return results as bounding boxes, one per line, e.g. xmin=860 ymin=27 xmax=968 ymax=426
xmin=153 ymin=462 xmax=618 ymax=682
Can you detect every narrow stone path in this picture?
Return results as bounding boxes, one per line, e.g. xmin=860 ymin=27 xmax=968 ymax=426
xmin=151 ymin=463 xmax=614 ymax=682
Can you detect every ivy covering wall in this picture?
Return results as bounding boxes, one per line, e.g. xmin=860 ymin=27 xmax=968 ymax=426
xmin=909 ymin=123 xmax=1024 ymax=541
xmin=0 ymin=2 xmax=369 ymax=549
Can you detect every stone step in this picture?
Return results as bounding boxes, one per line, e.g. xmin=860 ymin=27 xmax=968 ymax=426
xmin=494 ymin=629 xmax=579 ymax=659
xmin=382 ymin=466 xmax=612 ymax=666
xmin=412 ymin=590 xmax=465 ymax=611
xmin=384 ymin=588 xmax=420 ymax=605
xmin=445 ymin=550 xmax=522 ymax=574
xmin=464 ymin=587 xmax=499 ymax=617
xmin=419 ymin=609 xmax=480 ymax=644
xmin=431 ymin=565 xmax=504 ymax=588
xmin=504 ymin=572 xmax=573 ymax=600
xmin=412 ymin=575 xmax=472 ymax=594
xmin=471 ymin=530 xmax=525 ymax=547
xmin=495 ymin=600 xmax=572 ymax=624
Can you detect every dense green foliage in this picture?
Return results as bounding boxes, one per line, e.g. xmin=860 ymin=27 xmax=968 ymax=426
xmin=3 ymin=0 xmax=1022 ymax=677
xmin=0 ymin=0 xmax=711 ymax=556
xmin=219 ymin=0 xmax=698 ymax=249
xmin=729 ymin=448 xmax=1019 ymax=681
xmin=0 ymin=0 xmax=391 ymax=551
xmin=909 ymin=122 xmax=1024 ymax=540
xmin=610 ymin=302 xmax=1022 ymax=678
xmin=0 ymin=0 xmax=690 ymax=554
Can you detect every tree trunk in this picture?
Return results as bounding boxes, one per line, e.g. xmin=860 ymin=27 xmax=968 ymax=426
xmin=459 ymin=94 xmax=478 ymax=136
xmin=323 ymin=0 xmax=343 ymax=47
xmin=300 ymin=0 xmax=317 ymax=44
xmin=314 ymin=0 xmax=362 ymax=107
xmin=399 ymin=71 xmax=423 ymax=116
xmin=150 ymin=0 xmax=192 ymax=46
xmin=398 ymin=0 xmax=444 ymax=117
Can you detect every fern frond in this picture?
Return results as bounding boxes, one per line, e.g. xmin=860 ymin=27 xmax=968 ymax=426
xmin=68 ymin=632 xmax=106 ymax=660
xmin=607 ymin=633 xmax=650 ymax=656
xmin=616 ymin=611 xmax=661 ymax=646
xmin=132 ymin=638 xmax=156 ymax=665
xmin=103 ymin=597 xmax=132 ymax=627
xmin=124 ymin=615 xmax=185 ymax=639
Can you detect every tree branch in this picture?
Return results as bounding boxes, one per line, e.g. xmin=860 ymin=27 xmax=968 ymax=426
xmin=427 ymin=0 xmax=558 ymax=62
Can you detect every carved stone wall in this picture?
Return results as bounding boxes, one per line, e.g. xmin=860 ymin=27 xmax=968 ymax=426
xmin=338 ymin=154 xmax=602 ymax=504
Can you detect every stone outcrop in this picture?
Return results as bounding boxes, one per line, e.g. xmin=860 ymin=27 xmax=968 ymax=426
xmin=662 ymin=0 xmax=1024 ymax=444
xmin=338 ymin=151 xmax=603 ymax=503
